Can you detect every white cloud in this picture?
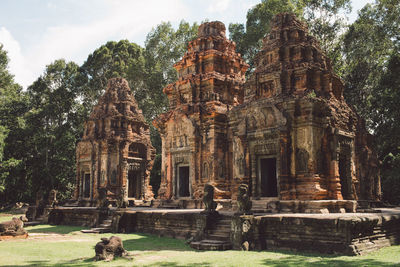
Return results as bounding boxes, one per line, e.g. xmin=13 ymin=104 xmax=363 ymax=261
xmin=207 ymin=0 xmax=231 ymax=13
xmin=6 ymin=0 xmax=187 ymax=89
xmin=0 ymin=27 xmax=35 ymax=88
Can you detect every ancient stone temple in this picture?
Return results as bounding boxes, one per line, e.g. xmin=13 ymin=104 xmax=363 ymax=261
xmin=153 ymin=21 xmax=248 ymax=199
xmin=75 ymin=78 xmax=155 ymax=205
xmin=155 ymin=14 xmax=381 ymax=202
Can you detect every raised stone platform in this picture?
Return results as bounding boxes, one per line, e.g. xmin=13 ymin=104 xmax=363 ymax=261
xmin=48 ymin=206 xmax=400 ymax=255
xmin=232 ymin=208 xmax=400 ymax=255
xmin=48 ymin=207 xmax=111 ymax=227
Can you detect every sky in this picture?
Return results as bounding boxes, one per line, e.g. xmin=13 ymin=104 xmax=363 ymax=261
xmin=0 ymin=0 xmax=374 ymax=89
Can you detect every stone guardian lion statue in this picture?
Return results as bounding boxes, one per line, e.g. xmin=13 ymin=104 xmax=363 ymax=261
xmin=236 ymin=184 xmax=252 ymax=215
xmin=202 ymin=183 xmax=217 ymax=213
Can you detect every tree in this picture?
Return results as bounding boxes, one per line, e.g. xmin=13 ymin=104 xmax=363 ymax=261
xmin=0 ymin=44 xmax=28 ymax=202
xmin=24 ymin=59 xmax=81 ymax=202
xmin=342 ymin=2 xmax=394 ymax=119
xmin=370 ymin=53 xmax=400 ymax=204
xmin=341 ymin=0 xmax=400 ymax=204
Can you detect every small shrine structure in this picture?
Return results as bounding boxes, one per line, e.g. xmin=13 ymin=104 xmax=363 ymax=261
xmin=75 ymin=78 xmax=155 ymax=205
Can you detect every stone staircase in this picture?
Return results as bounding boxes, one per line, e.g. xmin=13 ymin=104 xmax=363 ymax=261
xmin=190 ymin=215 xmax=232 ymax=250
xmin=81 ymin=214 xmax=113 ymax=234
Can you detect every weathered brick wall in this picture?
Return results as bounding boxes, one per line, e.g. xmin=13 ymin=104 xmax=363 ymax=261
xmin=116 ymin=211 xmax=205 ymax=240
xmin=48 ymin=208 xmax=104 ymax=227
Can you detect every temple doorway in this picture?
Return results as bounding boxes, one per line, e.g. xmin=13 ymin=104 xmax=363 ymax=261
xmin=259 ymin=157 xmax=278 ymax=197
xmin=178 ymin=166 xmax=190 ymax=197
xmin=83 ymin=173 xmax=90 ymax=198
xmin=128 ymin=170 xmax=141 ymax=199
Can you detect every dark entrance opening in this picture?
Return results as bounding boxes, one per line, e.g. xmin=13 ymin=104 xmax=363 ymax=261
xmin=178 ymin=166 xmax=190 ymax=197
xmin=339 ymin=154 xmax=351 ymax=199
xmin=260 ymin=158 xmax=278 ymax=197
xmin=128 ymin=170 xmax=141 ymax=199
xmin=83 ymin=173 xmax=90 ymax=198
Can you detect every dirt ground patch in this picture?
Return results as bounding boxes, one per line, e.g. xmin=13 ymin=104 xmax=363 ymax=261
xmin=7 ymin=232 xmax=89 ymax=243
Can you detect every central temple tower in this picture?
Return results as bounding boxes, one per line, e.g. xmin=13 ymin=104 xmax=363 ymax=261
xmin=154 ymin=21 xmax=248 ymax=199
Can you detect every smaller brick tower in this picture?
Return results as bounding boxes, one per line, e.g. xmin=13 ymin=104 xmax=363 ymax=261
xmin=75 ymin=78 xmax=155 ymax=205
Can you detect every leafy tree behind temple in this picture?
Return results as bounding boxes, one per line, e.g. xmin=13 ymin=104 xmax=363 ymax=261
xmin=24 ymin=59 xmax=81 ymax=201
xmin=0 ymin=44 xmax=29 ymax=202
xmin=341 ymin=0 xmax=400 ymax=204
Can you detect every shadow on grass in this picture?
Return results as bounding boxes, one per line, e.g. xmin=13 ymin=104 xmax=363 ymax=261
xmin=134 ymin=262 xmax=212 ymax=267
xmin=26 ymin=225 xmax=85 ymax=234
xmin=261 ymin=255 xmax=398 ymax=267
xmin=2 ymin=259 xmax=213 ymax=267
xmin=123 ymin=234 xmax=193 ymax=251
xmin=1 ymin=259 xmax=97 ymax=267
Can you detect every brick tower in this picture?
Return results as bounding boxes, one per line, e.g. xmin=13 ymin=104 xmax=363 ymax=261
xmin=154 ymin=21 xmax=248 ymax=200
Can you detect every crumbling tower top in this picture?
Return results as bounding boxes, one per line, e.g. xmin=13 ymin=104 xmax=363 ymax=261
xmin=245 ymin=12 xmax=344 ymax=102
xmin=162 ymin=21 xmax=248 ymax=111
xmin=198 ymin=21 xmax=226 ymax=38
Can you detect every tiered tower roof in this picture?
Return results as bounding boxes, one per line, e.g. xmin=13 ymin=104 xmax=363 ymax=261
xmin=245 ymin=13 xmax=344 ymax=102
xmin=83 ymin=78 xmax=149 ymax=141
xmin=163 ymin=21 xmax=248 ymax=110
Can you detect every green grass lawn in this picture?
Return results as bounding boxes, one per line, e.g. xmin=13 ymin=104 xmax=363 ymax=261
xmin=0 ymin=213 xmax=400 ymax=266
xmin=0 ymin=213 xmax=25 ymax=223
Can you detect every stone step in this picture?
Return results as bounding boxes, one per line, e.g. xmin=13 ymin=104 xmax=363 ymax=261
xmin=190 ymin=239 xmax=232 ymax=251
xmin=207 ymin=231 xmax=231 ymax=237
xmin=209 ymin=226 xmax=231 ymax=233
xmin=206 ymin=232 xmax=231 ymax=241
xmin=24 ymin=221 xmax=42 ymax=227
xmin=206 ymin=229 xmax=231 ymax=235
xmin=99 ymin=223 xmax=111 ymax=228
xmin=103 ymin=219 xmax=112 ymax=224
xmin=81 ymin=227 xmax=111 ymax=234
